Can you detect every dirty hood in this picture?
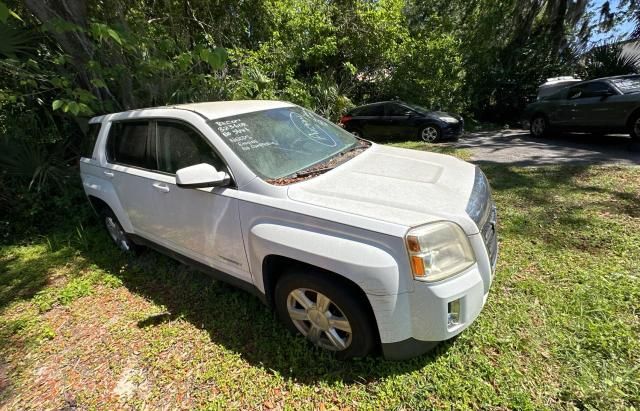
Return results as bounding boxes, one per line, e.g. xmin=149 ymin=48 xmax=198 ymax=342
xmin=287 ymin=144 xmax=480 ymax=234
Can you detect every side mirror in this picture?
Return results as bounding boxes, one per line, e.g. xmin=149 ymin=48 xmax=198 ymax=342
xmin=175 ymin=163 xmax=230 ymax=189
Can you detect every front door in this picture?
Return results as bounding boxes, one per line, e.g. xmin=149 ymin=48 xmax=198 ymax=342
xmin=145 ymin=120 xmax=250 ymax=280
xmin=384 ymin=103 xmax=414 ymax=139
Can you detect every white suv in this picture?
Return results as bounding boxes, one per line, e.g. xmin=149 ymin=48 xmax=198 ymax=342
xmin=80 ymin=101 xmax=498 ymax=360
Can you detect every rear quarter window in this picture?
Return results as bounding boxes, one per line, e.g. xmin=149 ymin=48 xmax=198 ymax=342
xmin=81 ymin=123 xmax=101 ymax=158
xmin=356 ymin=105 xmax=384 ymax=116
xmin=106 ymin=121 xmax=151 ymax=169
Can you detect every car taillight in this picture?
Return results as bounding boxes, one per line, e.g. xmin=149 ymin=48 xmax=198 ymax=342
xmin=340 ymin=115 xmax=352 ymax=125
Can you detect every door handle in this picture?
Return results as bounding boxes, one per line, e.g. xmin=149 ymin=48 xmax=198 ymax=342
xmin=152 ymin=182 xmax=170 ymax=193
xmin=103 ymin=171 xmax=114 ymax=178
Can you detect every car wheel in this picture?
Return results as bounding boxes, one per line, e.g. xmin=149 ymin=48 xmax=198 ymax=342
xmin=274 ymin=269 xmax=376 ymax=359
xmin=420 ymin=125 xmax=441 ymax=143
xmin=530 ymin=115 xmax=549 ymax=138
xmin=102 ymin=209 xmax=138 ymax=254
xmin=630 ymin=115 xmax=640 ymax=141
xmin=350 ymin=129 xmax=363 ymax=138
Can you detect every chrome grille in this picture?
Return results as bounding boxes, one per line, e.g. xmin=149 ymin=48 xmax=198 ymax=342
xmin=481 ymin=204 xmax=498 ymax=272
xmin=466 ymin=167 xmax=498 ymax=272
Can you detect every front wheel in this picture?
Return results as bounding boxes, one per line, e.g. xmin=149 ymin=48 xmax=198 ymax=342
xmin=420 ymin=125 xmax=441 ymax=142
xmin=274 ymin=269 xmax=376 ymax=359
xmin=630 ymin=115 xmax=640 ymax=141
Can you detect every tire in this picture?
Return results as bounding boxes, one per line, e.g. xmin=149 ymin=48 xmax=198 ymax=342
xmin=274 ymin=269 xmax=376 ymax=359
xmin=530 ymin=115 xmax=549 ymax=138
xmin=350 ymin=129 xmax=363 ymax=138
xmin=630 ymin=114 xmax=640 ymax=141
xmin=101 ymin=208 xmax=139 ymax=254
xmin=419 ymin=125 xmax=441 ymax=143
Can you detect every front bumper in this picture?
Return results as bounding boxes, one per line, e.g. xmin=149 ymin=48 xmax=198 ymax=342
xmin=381 ymin=202 xmax=497 ymax=359
xmin=381 ymin=245 xmax=492 ymax=360
xmin=441 ymin=120 xmax=465 ymax=138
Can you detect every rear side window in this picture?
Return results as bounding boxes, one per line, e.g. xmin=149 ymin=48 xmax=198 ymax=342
xmin=355 ymin=105 xmax=384 ymax=116
xmin=82 ymin=123 xmax=101 ymax=158
xmin=385 ymin=103 xmax=410 ymax=116
xmin=156 ymin=121 xmax=226 ymax=174
xmin=106 ymin=121 xmax=150 ymax=168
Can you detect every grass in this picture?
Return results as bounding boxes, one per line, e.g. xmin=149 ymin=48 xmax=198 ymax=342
xmin=1 ymin=154 xmax=639 ymax=409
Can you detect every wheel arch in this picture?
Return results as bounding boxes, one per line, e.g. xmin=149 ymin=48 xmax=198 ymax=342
xmin=262 ymin=254 xmax=381 ymax=349
xmin=625 ymin=106 xmax=640 ymax=129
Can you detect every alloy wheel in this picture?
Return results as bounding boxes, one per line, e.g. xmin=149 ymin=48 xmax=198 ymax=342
xmin=286 ymin=288 xmax=352 ymax=351
xmin=421 ymin=126 xmax=439 ymax=142
xmin=105 ymin=216 xmax=131 ymax=252
xmin=531 ymin=117 xmax=546 ymax=137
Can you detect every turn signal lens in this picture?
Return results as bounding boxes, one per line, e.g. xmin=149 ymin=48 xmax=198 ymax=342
xmin=405 ymin=222 xmax=476 ymax=282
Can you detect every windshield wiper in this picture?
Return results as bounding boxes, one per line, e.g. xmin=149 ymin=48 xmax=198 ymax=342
xmin=292 ymin=166 xmax=336 ymax=178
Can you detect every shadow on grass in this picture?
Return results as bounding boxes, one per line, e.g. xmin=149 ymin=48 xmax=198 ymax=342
xmin=70 ymin=228 xmax=450 ymax=384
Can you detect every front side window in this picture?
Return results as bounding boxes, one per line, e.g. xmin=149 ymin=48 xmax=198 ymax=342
xmin=156 ymin=121 xmax=226 ymax=174
xmin=106 ymin=121 xmax=150 ymax=168
xmin=209 ymin=106 xmax=358 ymax=179
xmin=581 ymin=82 xmax=612 ymax=98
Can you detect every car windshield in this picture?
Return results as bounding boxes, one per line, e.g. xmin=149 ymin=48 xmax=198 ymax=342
xmin=610 ymin=76 xmax=640 ymax=94
xmin=209 ymin=106 xmax=358 ymax=180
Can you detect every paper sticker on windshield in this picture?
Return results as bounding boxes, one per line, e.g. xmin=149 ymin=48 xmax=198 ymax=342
xmin=289 ymin=112 xmax=337 ymax=147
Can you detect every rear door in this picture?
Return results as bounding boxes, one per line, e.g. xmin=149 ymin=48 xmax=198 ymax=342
xmin=102 ymin=121 xmax=158 ymax=235
xmin=354 ymin=104 xmax=387 ymax=138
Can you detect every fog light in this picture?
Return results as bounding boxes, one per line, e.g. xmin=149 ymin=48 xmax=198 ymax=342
xmin=448 ymin=299 xmax=461 ymax=327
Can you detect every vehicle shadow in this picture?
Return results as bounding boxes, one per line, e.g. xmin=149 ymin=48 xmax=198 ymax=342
xmin=76 ymin=231 xmax=452 ymax=384
xmin=452 ymin=129 xmax=640 ymax=166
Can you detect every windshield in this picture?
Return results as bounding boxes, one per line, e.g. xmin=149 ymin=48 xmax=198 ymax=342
xmin=209 ymin=106 xmax=358 ymax=179
xmin=610 ymin=76 xmax=640 ymax=94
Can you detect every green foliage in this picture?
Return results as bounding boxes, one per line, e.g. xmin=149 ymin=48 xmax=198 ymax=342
xmin=0 ymin=0 xmax=611 ymax=239
xmin=580 ymin=42 xmax=640 ymax=79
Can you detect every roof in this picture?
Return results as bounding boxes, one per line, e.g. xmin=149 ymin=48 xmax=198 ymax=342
xmin=171 ymin=100 xmax=294 ymax=120
xmin=90 ymin=100 xmax=295 ymax=123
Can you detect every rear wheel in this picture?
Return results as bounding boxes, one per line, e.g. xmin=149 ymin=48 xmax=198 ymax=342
xmin=350 ymin=129 xmax=362 ymax=138
xmin=274 ymin=269 xmax=376 ymax=359
xmin=530 ymin=115 xmax=549 ymax=138
xmin=420 ymin=125 xmax=441 ymax=142
xmin=102 ymin=209 xmax=138 ymax=254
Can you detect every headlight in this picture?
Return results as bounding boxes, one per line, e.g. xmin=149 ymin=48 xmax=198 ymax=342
xmin=406 ymin=222 xmax=476 ymax=282
xmin=439 ymin=116 xmax=459 ymax=123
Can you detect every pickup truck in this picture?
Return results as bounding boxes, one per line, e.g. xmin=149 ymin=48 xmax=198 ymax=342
xmin=80 ymin=101 xmax=498 ymax=360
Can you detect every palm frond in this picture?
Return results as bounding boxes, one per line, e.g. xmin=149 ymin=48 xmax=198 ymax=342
xmin=581 ymin=41 xmax=640 ymax=79
xmin=0 ymin=23 xmax=37 ymax=58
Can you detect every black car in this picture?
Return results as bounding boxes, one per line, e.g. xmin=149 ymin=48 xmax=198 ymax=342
xmin=339 ymin=101 xmax=464 ymax=142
